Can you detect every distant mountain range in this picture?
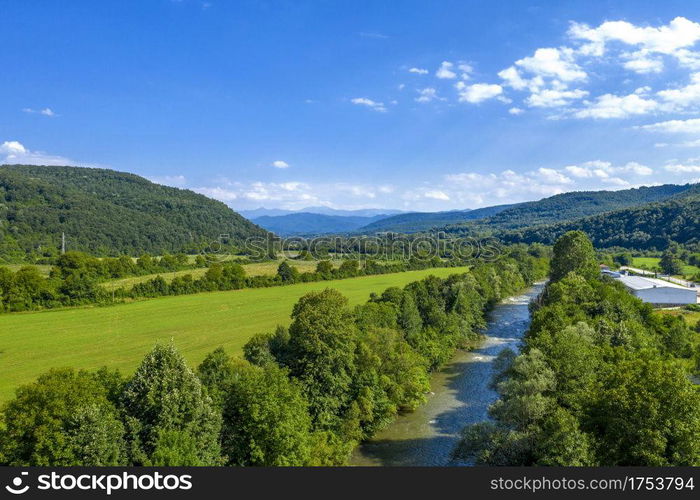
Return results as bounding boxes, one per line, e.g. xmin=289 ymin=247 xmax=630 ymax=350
xmin=239 ymin=206 xmax=404 ymax=219
xmin=250 ymin=213 xmax=396 ymax=236
xmin=241 ymin=184 xmax=698 ymax=244
xmin=242 ymin=207 xmax=405 ymax=236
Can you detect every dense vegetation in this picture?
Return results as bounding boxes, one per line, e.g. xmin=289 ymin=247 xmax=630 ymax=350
xmin=0 ymin=165 xmax=268 ymax=261
xmin=454 ymin=231 xmax=700 ymax=466
xmin=0 ymin=249 xmax=548 ymax=466
xmin=363 ymin=183 xmax=694 ymax=236
xmin=498 ymin=195 xmax=700 ymax=250
xmin=0 ymin=250 xmax=456 ymax=313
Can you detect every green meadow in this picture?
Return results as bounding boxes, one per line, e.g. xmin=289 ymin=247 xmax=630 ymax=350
xmin=632 ymin=257 xmax=700 ymax=277
xmin=0 ymin=266 xmax=467 ymax=404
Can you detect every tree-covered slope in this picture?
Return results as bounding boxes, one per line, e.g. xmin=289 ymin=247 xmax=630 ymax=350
xmin=497 ymin=195 xmax=700 ymax=250
xmin=447 ymin=184 xmax=693 ymax=233
xmin=357 ymin=204 xmax=515 ymax=234
xmin=0 ymin=165 xmax=268 ymax=260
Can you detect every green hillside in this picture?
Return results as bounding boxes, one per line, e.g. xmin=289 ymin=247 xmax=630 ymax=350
xmin=498 ymin=195 xmax=700 ymax=249
xmin=0 ymin=165 xmax=268 ymax=260
xmin=445 ymin=183 xmax=693 ymax=234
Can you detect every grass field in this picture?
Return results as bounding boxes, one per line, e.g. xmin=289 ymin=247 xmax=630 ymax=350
xmin=632 ymin=257 xmax=700 ymax=277
xmin=4 ymin=264 xmax=52 ymax=277
xmin=99 ymin=259 xmax=334 ymax=291
xmin=657 ymin=309 xmax=700 ymax=328
xmin=0 ymin=266 xmax=468 ymax=404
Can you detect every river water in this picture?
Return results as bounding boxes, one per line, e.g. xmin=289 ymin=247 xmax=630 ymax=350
xmin=350 ymin=282 xmax=545 ymax=466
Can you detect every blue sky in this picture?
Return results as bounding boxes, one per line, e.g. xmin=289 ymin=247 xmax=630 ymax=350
xmin=3 ymin=0 xmax=700 ymax=211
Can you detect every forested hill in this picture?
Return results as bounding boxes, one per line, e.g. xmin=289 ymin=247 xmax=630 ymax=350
xmin=445 ymin=183 xmax=693 ymax=233
xmin=356 ymin=204 xmax=514 ymax=234
xmin=496 ymin=194 xmax=700 ymax=250
xmin=0 ymin=165 xmax=268 ymax=261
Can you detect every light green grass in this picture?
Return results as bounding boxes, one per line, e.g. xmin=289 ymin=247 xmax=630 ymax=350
xmin=0 ymin=267 xmax=467 ymax=404
xmin=632 ymin=257 xmax=700 ymax=277
xmin=657 ymin=310 xmax=700 ymax=328
xmin=99 ymin=259 xmax=335 ymax=292
xmin=3 ymin=264 xmax=52 ymax=277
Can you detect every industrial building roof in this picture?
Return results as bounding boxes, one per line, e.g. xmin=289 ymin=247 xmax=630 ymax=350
xmin=614 ymin=275 xmax=694 ymax=291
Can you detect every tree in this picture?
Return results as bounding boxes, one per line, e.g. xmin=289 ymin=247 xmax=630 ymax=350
xmin=550 ymin=231 xmax=599 ymax=282
xmin=277 ymin=260 xmax=299 ymax=283
xmin=316 ymin=260 xmax=333 ymax=277
xmin=120 ymin=344 xmax=222 ymax=465
xmin=196 ymin=347 xmax=236 ymax=408
xmin=286 ymin=289 xmax=357 ymax=431
xmin=660 ymin=249 xmax=684 ymax=276
xmin=589 ymin=357 xmax=700 ymax=465
xmin=0 ymin=369 xmax=125 ymax=466
xmin=221 ymin=362 xmax=314 ymax=466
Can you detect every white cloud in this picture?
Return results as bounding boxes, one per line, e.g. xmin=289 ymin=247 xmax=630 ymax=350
xmin=514 ymin=47 xmax=587 ymax=82
xmin=22 ymin=107 xmax=56 ymax=117
xmin=564 ymin=160 xmax=653 ymax=178
xmin=498 ymin=66 xmax=530 ymax=91
xmin=0 ymin=140 xmax=78 ymax=166
xmin=508 ymin=107 xmax=524 ymax=115
xmin=569 ymin=17 xmax=700 ymax=67
xmin=657 ymin=72 xmax=700 ymax=110
xmin=271 ymin=160 xmax=290 ymax=169
xmin=148 ymin=174 xmax=187 ymax=187
xmin=622 ymin=51 xmax=664 ymax=74
xmin=408 ymin=67 xmax=428 ymax=75
xmin=350 ymin=97 xmax=387 ymax=112
xmin=619 ymin=161 xmax=654 ymax=176
xmin=436 ymin=61 xmax=457 ymax=79
xmin=457 ymin=63 xmax=473 ymax=80
xmin=537 ymin=167 xmax=573 ymax=184
xmin=665 ymin=163 xmax=700 ymax=173
xmin=423 ymin=190 xmax=450 ymax=200
xmin=637 ymin=118 xmax=700 ymax=133
xmin=415 ymin=87 xmax=443 ymax=103
xmin=573 ymin=92 xmax=657 ymax=119
xmin=456 ymin=82 xmax=504 ymax=103
xmin=526 ymin=88 xmax=588 ymax=108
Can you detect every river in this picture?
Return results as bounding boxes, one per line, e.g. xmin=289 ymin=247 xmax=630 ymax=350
xmin=350 ymin=282 xmax=545 ymax=466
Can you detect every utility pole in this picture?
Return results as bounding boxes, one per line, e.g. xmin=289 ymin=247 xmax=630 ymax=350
xmin=61 ymin=232 xmax=66 ymax=255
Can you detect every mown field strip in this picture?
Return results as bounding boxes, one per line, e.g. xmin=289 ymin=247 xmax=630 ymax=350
xmin=0 ymin=267 xmax=468 ymax=404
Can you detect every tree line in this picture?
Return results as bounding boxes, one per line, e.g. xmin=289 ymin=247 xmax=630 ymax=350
xmin=0 ymin=249 xmax=463 ymax=313
xmin=0 ymin=248 xmax=548 ymax=466
xmin=454 ymin=231 xmax=700 ymax=466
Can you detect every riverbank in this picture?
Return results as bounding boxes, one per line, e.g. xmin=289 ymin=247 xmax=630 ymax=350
xmin=350 ymin=282 xmax=545 ymax=466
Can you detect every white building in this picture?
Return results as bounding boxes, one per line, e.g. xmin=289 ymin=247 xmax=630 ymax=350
xmin=613 ymin=275 xmax=698 ymax=306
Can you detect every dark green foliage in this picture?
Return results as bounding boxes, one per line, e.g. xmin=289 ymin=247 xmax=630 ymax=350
xmin=457 ymin=256 xmax=700 ymax=465
xmin=550 ymin=231 xmax=599 ymax=282
xmin=120 ymin=344 xmax=222 ymax=465
xmin=277 ymin=260 xmax=299 ymax=283
xmin=221 ymin=362 xmax=315 ymax=466
xmin=0 ymin=164 xmax=267 ymax=260
xmin=0 ymin=369 xmax=126 ymax=466
xmin=286 ymin=289 xmax=358 ymax=431
xmin=499 ymin=195 xmax=700 ymax=250
xmin=0 ymin=248 xmax=547 ymax=467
